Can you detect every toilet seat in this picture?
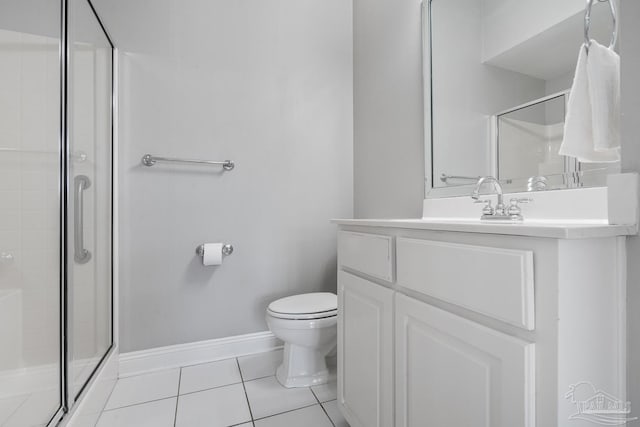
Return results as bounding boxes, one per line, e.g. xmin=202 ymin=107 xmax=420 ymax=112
xmin=267 ymin=292 xmax=337 ymax=320
xmin=267 ymin=308 xmax=337 ymax=320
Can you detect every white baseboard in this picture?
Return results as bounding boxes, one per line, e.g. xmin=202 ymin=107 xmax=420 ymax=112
xmin=118 ymin=331 xmax=282 ymax=378
xmin=0 ymin=363 xmax=58 ymax=398
xmin=0 ymin=356 xmax=115 ymax=399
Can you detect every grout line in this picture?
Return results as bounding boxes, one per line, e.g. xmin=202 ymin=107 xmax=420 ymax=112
xmin=179 ymin=354 xmax=250 ymax=370
xmin=318 ymin=400 xmax=336 ymax=427
xmin=311 ymin=388 xmax=337 ymax=427
xmin=173 ymin=368 xmax=182 ymax=427
xmin=178 ymin=380 xmax=244 ymax=397
xmin=244 ymin=374 xmax=270 ymax=382
xmin=310 ymin=383 xmax=338 ymax=404
xmin=95 ymin=377 xmax=120 ymax=424
xmin=236 ymin=357 xmax=245 ymax=383
xmin=1 ymin=394 xmax=32 ymax=426
xmin=310 ymin=386 xmax=321 ymax=404
xmin=236 ymin=349 xmax=283 ymax=383
xmin=99 ymin=354 xmax=334 ymax=426
xmin=119 ymin=347 xmax=285 ymax=380
xmin=236 ymin=358 xmax=255 ymax=422
xmin=102 ymin=396 xmax=178 ymax=412
xmin=103 ymin=379 xmax=246 ymax=413
xmin=117 ymin=366 xmax=182 ymax=380
xmin=251 ymin=402 xmax=320 ymax=422
xmin=243 ymin=375 xmax=278 ymax=385
xmin=117 ymin=356 xmax=238 ymax=380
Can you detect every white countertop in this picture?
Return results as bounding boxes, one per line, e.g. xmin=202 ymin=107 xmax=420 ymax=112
xmin=332 ymin=218 xmax=638 ymax=239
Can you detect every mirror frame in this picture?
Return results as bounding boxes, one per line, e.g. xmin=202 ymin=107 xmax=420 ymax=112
xmin=422 ymin=0 xmax=618 ymax=199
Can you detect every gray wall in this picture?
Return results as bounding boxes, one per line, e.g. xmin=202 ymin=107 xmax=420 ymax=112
xmin=620 ymin=0 xmax=640 ymax=410
xmin=93 ymin=0 xmax=353 ymax=352
xmin=352 ymin=0 xmax=425 ymax=218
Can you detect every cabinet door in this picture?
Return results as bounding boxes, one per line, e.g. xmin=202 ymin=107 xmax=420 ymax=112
xmin=395 ymin=294 xmax=535 ymax=427
xmin=338 ymin=271 xmax=394 ymax=427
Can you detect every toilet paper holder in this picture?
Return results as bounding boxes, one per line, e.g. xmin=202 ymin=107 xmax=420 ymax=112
xmin=195 ymin=244 xmax=234 ymax=257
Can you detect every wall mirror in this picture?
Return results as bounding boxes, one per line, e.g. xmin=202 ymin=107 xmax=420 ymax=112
xmin=424 ymin=0 xmax=620 ymax=198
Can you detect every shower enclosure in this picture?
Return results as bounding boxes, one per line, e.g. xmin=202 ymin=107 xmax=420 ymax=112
xmin=0 ymin=0 xmax=113 ymax=425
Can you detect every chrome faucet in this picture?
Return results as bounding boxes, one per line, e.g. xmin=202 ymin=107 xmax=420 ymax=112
xmin=472 ymin=176 xmax=531 ymax=221
xmin=472 ymin=176 xmax=506 ymax=216
xmin=527 ymin=175 xmax=548 ymax=191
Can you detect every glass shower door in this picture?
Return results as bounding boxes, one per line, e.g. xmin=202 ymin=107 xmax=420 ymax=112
xmin=0 ymin=0 xmax=113 ymax=422
xmin=0 ymin=1 xmax=64 ymax=426
xmin=66 ymin=0 xmax=113 ymax=400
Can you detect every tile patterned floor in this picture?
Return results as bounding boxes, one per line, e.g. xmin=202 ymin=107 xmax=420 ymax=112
xmin=96 ymin=349 xmax=349 ymax=427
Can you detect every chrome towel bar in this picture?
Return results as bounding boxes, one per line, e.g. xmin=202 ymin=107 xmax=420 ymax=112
xmin=440 ymin=173 xmax=481 ymax=183
xmin=141 ymin=154 xmax=235 ymax=171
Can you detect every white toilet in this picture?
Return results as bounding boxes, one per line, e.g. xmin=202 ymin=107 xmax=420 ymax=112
xmin=266 ymin=292 xmax=337 ymax=388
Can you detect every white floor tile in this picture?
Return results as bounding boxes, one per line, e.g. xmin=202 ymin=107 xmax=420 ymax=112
xmin=311 ymin=381 xmax=337 ymax=403
xmin=97 ymin=397 xmax=177 ymax=427
xmin=175 ymin=383 xmax=251 ymax=427
xmin=254 ymin=404 xmax=333 ymax=427
xmin=105 ymin=369 xmax=180 ymax=410
xmin=244 ymin=376 xmax=317 ymax=419
xmin=4 ymin=388 xmax=60 ymax=427
xmin=238 ymin=350 xmax=283 ymax=381
xmin=322 ymin=400 xmax=349 ymax=427
xmin=0 ymin=394 xmax=28 ymax=425
xmin=180 ymin=358 xmax=242 ymax=395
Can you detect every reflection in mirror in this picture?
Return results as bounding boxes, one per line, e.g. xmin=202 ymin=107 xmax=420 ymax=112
xmin=497 ymin=93 xmax=567 ymax=183
xmin=426 ymin=0 xmax=621 ymax=197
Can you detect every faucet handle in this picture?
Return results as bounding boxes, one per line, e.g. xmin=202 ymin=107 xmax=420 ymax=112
xmin=507 ymin=198 xmax=533 ymax=217
xmin=474 ymin=199 xmax=494 ymax=216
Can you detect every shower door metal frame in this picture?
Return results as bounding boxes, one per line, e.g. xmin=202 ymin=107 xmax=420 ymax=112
xmin=47 ymin=0 xmax=68 ymax=422
xmin=58 ymin=0 xmax=116 ymax=420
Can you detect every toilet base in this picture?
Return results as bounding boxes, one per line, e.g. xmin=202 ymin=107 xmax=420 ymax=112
xmin=275 ymin=343 xmax=334 ymax=388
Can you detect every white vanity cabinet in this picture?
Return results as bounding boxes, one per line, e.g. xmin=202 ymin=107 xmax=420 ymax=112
xmin=337 ymin=271 xmax=394 ymax=427
xmin=395 ymin=294 xmax=535 ymax=427
xmin=335 ymin=221 xmax=630 ymax=427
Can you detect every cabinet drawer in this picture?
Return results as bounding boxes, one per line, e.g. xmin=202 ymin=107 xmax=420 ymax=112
xmin=396 ymin=238 xmax=535 ymax=330
xmin=338 ymin=231 xmax=393 ymax=281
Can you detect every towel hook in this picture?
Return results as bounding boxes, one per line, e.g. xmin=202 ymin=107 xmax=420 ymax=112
xmin=584 ymin=0 xmax=618 ymax=51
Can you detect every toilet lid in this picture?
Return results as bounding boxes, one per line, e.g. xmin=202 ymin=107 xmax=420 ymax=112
xmin=268 ymin=292 xmax=337 ymax=316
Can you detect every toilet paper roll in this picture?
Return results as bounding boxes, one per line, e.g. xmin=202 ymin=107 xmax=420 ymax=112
xmin=201 ymin=243 xmax=223 ymax=266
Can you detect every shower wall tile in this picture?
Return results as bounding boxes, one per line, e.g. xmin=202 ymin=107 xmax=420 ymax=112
xmin=0 ymin=28 xmax=61 ymax=370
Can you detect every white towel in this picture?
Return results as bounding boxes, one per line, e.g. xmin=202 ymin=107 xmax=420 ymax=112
xmin=559 ymin=40 xmax=620 ymax=163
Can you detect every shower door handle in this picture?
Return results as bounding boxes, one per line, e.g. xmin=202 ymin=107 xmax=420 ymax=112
xmin=74 ymin=175 xmax=92 ymax=264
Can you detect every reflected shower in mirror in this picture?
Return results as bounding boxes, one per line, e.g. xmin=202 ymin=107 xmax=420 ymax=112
xmin=497 ymin=93 xmax=567 ymax=183
xmin=426 ymin=0 xmax=621 ymax=197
